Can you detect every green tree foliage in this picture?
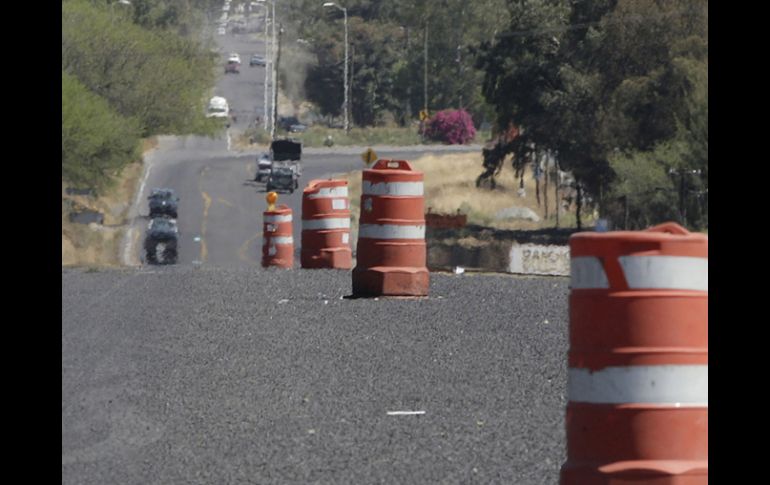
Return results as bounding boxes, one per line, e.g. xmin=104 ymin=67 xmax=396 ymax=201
xmin=62 ymin=0 xmax=218 ymax=137
xmin=288 ymin=0 xmax=510 ymax=127
xmin=62 ymin=71 xmax=141 ymax=193
xmin=477 ymin=0 xmax=707 ymax=230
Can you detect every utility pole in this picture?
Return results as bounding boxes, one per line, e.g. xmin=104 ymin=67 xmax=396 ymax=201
xmin=271 ymin=4 xmax=278 ymax=138
xmin=423 ymin=20 xmax=428 ymax=116
xmin=263 ymin=4 xmax=269 ymax=130
xmin=272 ymin=23 xmax=282 ymax=140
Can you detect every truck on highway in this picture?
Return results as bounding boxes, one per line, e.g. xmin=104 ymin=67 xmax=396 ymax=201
xmin=257 ymin=139 xmax=302 ymax=192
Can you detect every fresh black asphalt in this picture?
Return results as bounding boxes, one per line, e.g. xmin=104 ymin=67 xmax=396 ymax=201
xmin=62 ymin=266 xmax=569 ymax=484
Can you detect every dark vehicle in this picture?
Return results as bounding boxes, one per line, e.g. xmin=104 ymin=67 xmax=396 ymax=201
xmin=144 ymin=218 xmax=179 ymax=265
xmin=249 ymin=54 xmax=266 ymax=67
xmin=148 ymin=188 xmax=179 ymax=219
xmin=277 ymin=116 xmax=302 ymax=132
xmin=270 ymin=138 xmax=302 ymax=162
xmin=266 ymin=166 xmax=298 ymax=193
xmin=225 ymin=60 xmax=240 ymax=74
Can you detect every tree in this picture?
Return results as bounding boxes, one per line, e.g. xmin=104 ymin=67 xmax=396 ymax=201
xmin=62 ymin=71 xmax=141 ymax=193
xmin=477 ymin=0 xmax=707 ymax=230
xmin=62 ymin=0 xmax=218 ymax=137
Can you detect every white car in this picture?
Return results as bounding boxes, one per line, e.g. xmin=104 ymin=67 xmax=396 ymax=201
xmin=217 ymin=26 xmax=226 ymax=36
xmin=206 ymin=96 xmax=230 ymax=121
xmin=228 ymin=53 xmax=241 ymax=64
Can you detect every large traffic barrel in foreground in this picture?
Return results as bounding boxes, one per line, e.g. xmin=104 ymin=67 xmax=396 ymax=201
xmin=352 ymin=159 xmax=429 ymax=296
xmin=301 ymin=179 xmax=352 ymax=269
xmin=562 ymin=222 xmax=708 ymax=484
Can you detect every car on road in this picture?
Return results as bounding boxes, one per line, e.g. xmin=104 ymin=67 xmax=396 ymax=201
xmin=206 ymin=96 xmax=232 ymax=127
xmin=266 ymin=165 xmax=298 ymax=193
xmin=148 ymin=188 xmax=179 ymax=219
xmin=144 ymin=217 xmax=179 ymax=265
xmin=254 ymin=153 xmax=272 ymax=182
xmin=228 ymin=53 xmax=241 ymax=64
xmin=249 ymin=54 xmax=266 ymax=67
xmin=217 ymin=26 xmax=226 ymax=35
xmin=225 ymin=60 xmax=240 ymax=74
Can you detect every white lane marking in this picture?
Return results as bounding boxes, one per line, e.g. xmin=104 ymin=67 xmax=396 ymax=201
xmin=122 ymin=161 xmax=153 ymax=266
xmin=568 ymin=365 xmax=708 ymax=406
xmin=264 ymin=214 xmax=292 ymax=223
xmin=387 ymin=411 xmax=426 ymax=416
xmin=362 ymin=181 xmax=423 ymax=196
xmin=307 ymin=186 xmax=349 ymax=199
xmin=619 ymin=255 xmax=708 ymax=291
xmin=227 ymin=130 xmax=231 ymax=151
xmin=302 ymin=218 xmax=350 ymax=230
xmin=570 ymin=256 xmax=609 ymax=289
xmin=359 ymin=223 xmax=425 ymax=240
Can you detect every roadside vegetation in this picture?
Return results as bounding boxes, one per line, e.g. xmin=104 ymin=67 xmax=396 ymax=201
xmin=338 ymin=152 xmax=596 ymax=245
xmin=62 ymin=0 xmax=222 ymax=265
xmin=277 ymin=0 xmax=707 ymax=231
xmin=62 ymin=0 xmax=221 ymax=194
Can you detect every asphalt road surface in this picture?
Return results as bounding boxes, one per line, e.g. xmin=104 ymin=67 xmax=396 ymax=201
xmin=66 ymin=13 xmax=571 ymax=485
xmin=124 ymin=25 xmax=482 ymax=267
xmin=62 ymin=266 xmax=569 ymax=484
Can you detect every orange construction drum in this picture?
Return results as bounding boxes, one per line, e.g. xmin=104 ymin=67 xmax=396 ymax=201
xmin=261 ymin=204 xmax=293 ymax=269
xmin=301 ymin=179 xmax=352 ymax=269
xmin=352 ymin=159 xmax=429 ymax=296
xmin=561 ymin=222 xmax=708 ymax=485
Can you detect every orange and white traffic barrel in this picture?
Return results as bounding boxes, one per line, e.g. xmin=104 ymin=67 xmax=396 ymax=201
xmin=261 ymin=198 xmax=293 ymax=269
xmin=561 ymin=222 xmax=708 ymax=485
xmin=352 ymin=159 xmax=429 ymax=296
xmin=301 ymin=179 xmax=352 ymax=269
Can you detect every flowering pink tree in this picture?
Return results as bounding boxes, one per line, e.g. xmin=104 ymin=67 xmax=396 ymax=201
xmin=424 ymin=109 xmax=477 ymax=145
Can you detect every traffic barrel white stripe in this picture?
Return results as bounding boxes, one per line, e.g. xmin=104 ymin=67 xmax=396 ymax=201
xmin=307 ymin=186 xmax=349 ymax=199
xmin=264 ymin=214 xmax=292 ymax=223
xmin=619 ymin=255 xmax=708 ymax=291
xmin=359 ymin=223 xmax=425 ymax=240
xmin=570 ymin=256 xmax=609 ymax=289
xmin=263 ymin=236 xmax=293 ymax=245
xmin=362 ymin=181 xmax=424 ymax=196
xmin=568 ymin=365 xmax=708 ymax=406
xmin=302 ymin=218 xmax=351 ymax=231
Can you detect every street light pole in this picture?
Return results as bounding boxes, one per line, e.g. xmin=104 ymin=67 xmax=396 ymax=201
xmin=271 ymin=1 xmax=277 ymax=138
xmin=256 ymin=0 xmax=273 ymax=132
xmin=323 ymin=3 xmax=348 ymax=132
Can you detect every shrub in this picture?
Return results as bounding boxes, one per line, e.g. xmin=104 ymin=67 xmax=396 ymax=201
xmin=423 ymin=109 xmax=477 ymax=144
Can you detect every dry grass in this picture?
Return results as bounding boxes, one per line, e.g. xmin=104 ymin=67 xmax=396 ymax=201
xmin=335 ymin=153 xmax=596 ymax=239
xmin=62 ymin=153 xmax=148 ymax=267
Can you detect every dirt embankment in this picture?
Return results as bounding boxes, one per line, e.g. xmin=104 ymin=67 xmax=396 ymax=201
xmin=62 ymin=137 xmax=158 ymax=267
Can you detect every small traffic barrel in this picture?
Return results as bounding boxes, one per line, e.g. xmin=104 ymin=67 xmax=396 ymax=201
xmin=301 ymin=179 xmax=352 ymax=269
xmin=352 ymin=159 xmax=429 ymax=296
xmin=261 ymin=192 xmax=293 ymax=268
xmin=561 ymin=222 xmax=708 ymax=485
